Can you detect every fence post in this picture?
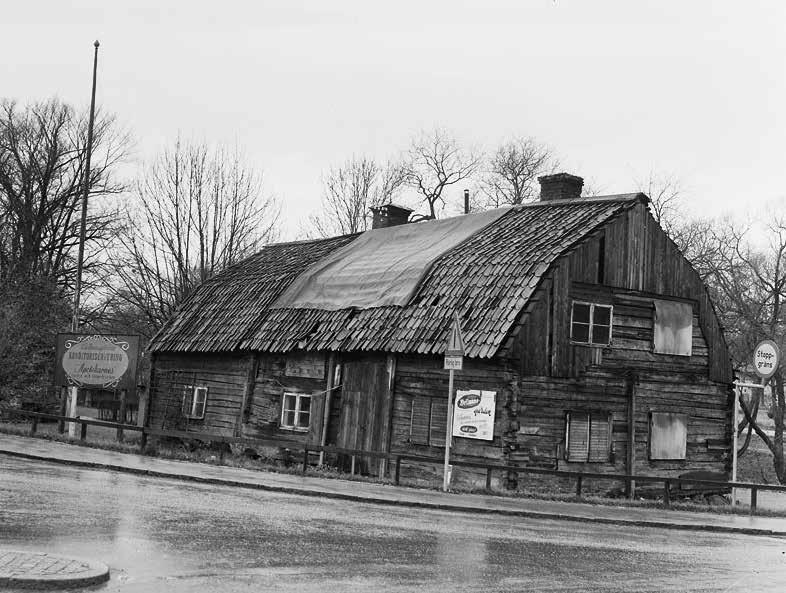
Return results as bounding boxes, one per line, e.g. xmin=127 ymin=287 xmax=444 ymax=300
xmin=58 ymin=388 xmax=67 ymax=434
xmin=663 ymin=479 xmax=671 ymax=508
xmin=31 ymin=416 xmax=39 ymax=436
xmin=486 ymin=467 xmax=493 ymax=490
xmin=576 ymin=474 xmax=583 ymax=497
xmin=302 ymin=447 xmax=309 ymax=473
xmin=116 ymin=390 xmax=127 ymax=443
xmin=139 ymin=429 xmax=148 ymax=452
xmin=80 ymin=422 xmax=87 ymax=441
xmin=750 ymin=487 xmax=758 ymax=515
xmin=395 ymin=456 xmax=402 ymax=485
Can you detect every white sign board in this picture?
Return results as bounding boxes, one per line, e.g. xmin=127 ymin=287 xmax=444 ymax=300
xmin=452 ymin=390 xmax=496 ymax=440
xmin=753 ymin=339 xmax=780 ymax=379
xmin=444 ymin=355 xmax=463 ymax=370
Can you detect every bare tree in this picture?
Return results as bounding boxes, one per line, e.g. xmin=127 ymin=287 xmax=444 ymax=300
xmin=306 ymin=156 xmax=406 ymax=238
xmin=0 ymin=98 xmax=127 ymax=293
xmin=694 ymin=215 xmax=786 ymax=483
xmin=404 ymin=128 xmax=481 ymax=219
xmin=637 ymin=171 xmax=684 ymax=234
xmin=111 ymin=138 xmax=279 ymax=333
xmin=476 ymin=136 xmax=556 ymax=209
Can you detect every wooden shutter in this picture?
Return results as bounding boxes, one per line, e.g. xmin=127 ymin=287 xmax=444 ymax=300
xmin=307 ymin=392 xmax=324 ymax=446
xmin=588 ymin=412 xmax=611 ymax=462
xmin=409 ymin=396 xmax=430 ymax=445
xmin=429 ymin=398 xmax=447 ymax=447
xmin=566 ymin=412 xmax=589 ymax=461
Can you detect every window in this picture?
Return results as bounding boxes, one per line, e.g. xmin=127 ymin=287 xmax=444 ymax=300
xmin=565 ymin=411 xmax=612 ymax=462
xmin=280 ymin=392 xmax=311 ymax=431
xmin=649 ymin=412 xmax=687 ymax=460
xmin=570 ymin=302 xmax=613 ymax=346
xmin=653 ymin=299 xmax=693 ymax=356
xmin=408 ymin=396 xmax=447 ymax=447
xmin=183 ymin=386 xmax=208 ymax=419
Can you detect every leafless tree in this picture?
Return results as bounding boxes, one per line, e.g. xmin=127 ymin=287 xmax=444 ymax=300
xmin=111 ymin=138 xmax=280 ymax=333
xmin=306 ymin=156 xmax=407 ymax=238
xmin=475 ymin=136 xmax=556 ymax=209
xmin=404 ymin=128 xmax=482 ymax=219
xmin=0 ymin=98 xmax=127 ymax=293
xmin=637 ymin=171 xmax=684 ymax=234
xmin=693 ymin=215 xmax=786 ymax=483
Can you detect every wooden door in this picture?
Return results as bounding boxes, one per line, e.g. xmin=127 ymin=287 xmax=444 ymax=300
xmin=336 ymin=356 xmax=393 ymax=475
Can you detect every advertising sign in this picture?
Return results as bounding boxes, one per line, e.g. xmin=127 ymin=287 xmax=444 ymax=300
xmin=54 ymin=334 xmax=140 ymax=390
xmin=753 ymin=339 xmax=780 ymax=379
xmin=452 ymin=389 xmax=496 ymax=441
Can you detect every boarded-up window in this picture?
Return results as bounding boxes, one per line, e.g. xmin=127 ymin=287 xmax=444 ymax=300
xmin=649 ymin=412 xmax=687 ymax=460
xmin=565 ymin=411 xmax=612 ymax=462
xmin=409 ymin=396 xmax=447 ymax=447
xmin=571 ymin=302 xmax=613 ymax=346
xmin=653 ymin=300 xmax=693 ymax=356
xmin=429 ymin=399 xmax=447 ymax=447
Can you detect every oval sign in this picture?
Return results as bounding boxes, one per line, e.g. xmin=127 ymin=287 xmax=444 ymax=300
xmin=460 ymin=425 xmax=478 ymax=434
xmin=753 ymin=340 xmax=780 ymax=379
xmin=457 ymin=393 xmax=481 ymax=409
xmin=62 ymin=337 xmax=129 ymax=387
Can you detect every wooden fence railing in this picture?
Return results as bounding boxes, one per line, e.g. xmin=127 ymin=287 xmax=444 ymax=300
xmin=3 ymin=409 xmax=785 ymax=515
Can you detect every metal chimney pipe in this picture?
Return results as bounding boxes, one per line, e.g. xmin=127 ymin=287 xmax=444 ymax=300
xmin=464 ymin=189 xmax=470 ymax=214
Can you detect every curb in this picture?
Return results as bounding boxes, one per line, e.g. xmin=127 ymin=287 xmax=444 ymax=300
xmin=0 ymin=550 xmax=110 ymax=589
xmin=2 ymin=448 xmax=785 ymax=539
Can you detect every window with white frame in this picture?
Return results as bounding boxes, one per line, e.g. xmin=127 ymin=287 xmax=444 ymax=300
xmin=280 ymin=392 xmax=311 ymax=431
xmin=570 ymin=301 xmax=613 ymax=346
xmin=565 ymin=410 xmax=612 ymax=462
xmin=182 ymin=386 xmax=208 ymax=419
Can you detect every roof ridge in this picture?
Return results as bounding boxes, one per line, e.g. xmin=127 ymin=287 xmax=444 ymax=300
xmin=515 ymin=193 xmax=648 ymax=208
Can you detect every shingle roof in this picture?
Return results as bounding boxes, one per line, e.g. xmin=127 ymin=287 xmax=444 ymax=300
xmin=149 ymin=194 xmax=646 ymax=357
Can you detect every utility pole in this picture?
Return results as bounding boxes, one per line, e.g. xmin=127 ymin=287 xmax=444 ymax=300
xmin=67 ymin=40 xmax=100 ymax=436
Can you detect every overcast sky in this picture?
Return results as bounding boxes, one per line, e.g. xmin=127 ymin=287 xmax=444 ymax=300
xmin=3 ymin=1 xmax=784 ymax=238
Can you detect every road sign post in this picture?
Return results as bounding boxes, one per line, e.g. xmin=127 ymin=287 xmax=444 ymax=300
xmin=443 ymin=312 xmax=464 ymax=492
xmin=731 ymin=340 xmax=780 ymax=505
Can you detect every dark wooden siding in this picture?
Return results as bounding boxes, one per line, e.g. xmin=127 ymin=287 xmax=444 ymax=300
xmin=148 ymin=352 xmax=248 ymax=436
xmin=390 ymin=355 xmax=515 ymax=483
xmin=242 ymin=353 xmax=328 ymax=446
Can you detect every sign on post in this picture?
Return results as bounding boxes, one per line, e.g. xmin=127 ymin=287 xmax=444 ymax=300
xmin=753 ymin=339 xmax=780 ymax=379
xmin=443 ymin=312 xmax=464 ymax=491
xmin=55 ymin=334 xmax=140 ymax=390
xmin=452 ymin=390 xmax=496 ymax=441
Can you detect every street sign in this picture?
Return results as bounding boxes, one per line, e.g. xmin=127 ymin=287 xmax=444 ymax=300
xmin=753 ymin=339 xmax=780 ymax=379
xmin=442 ymin=312 xmax=465 ymax=491
xmin=445 ymin=312 xmax=465 ymax=356
xmin=444 ymin=355 xmax=463 ymax=370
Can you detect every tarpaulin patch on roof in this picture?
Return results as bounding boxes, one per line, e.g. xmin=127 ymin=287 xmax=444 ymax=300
xmin=272 ymin=208 xmax=510 ymax=310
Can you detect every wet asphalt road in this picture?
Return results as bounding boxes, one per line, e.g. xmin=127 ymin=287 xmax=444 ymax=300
xmin=1 ymin=456 xmax=784 ymax=592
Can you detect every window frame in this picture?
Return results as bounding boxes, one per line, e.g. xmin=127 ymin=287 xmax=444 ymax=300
xmin=564 ymin=410 xmax=612 ymax=463
xmin=280 ymin=391 xmax=312 ymax=432
xmin=570 ymin=301 xmax=614 ymax=346
xmin=182 ymin=385 xmax=208 ymax=420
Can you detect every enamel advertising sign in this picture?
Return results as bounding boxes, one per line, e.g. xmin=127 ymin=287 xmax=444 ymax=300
xmin=452 ymin=389 xmax=496 ymax=441
xmin=54 ymin=334 xmax=140 ymax=390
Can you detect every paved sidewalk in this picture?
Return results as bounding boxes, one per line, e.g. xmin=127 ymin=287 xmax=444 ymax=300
xmin=2 ymin=433 xmax=786 ymax=537
xmin=0 ymin=549 xmax=109 ymax=589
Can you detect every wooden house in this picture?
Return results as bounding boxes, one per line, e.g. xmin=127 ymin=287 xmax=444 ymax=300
xmin=145 ymin=173 xmax=734 ymax=487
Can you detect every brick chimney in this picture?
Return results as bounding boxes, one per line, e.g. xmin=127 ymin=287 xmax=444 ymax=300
xmin=370 ymin=204 xmax=413 ymax=229
xmin=538 ymin=173 xmax=584 ymax=201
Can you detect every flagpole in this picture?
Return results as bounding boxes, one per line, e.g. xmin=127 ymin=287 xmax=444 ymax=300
xmin=67 ymin=40 xmax=100 ymax=437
